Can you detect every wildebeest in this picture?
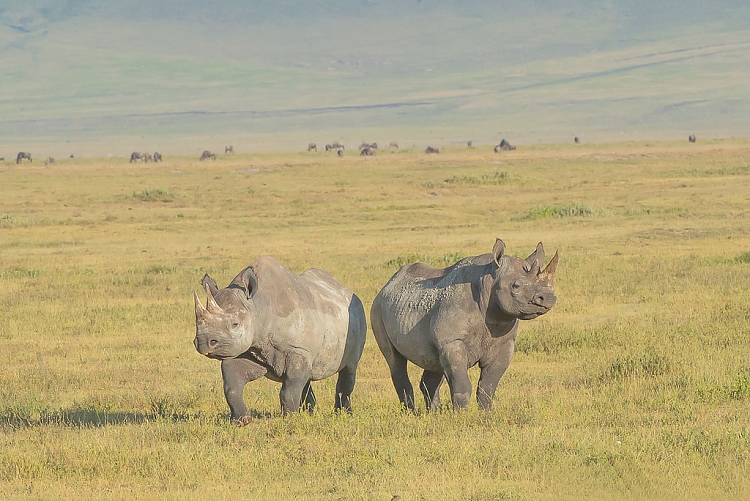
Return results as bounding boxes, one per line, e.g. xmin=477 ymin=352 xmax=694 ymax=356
xmin=200 ymin=150 xmax=216 ymax=161
xmin=574 ymin=136 xmax=580 ymax=144
xmin=467 ymin=140 xmax=472 ymax=147
xmin=130 ymin=152 xmax=144 ymax=163
xmin=425 ymin=146 xmax=439 ymax=154
xmin=359 ymin=142 xmax=377 ymax=150
xmin=225 ymin=145 xmax=234 ymax=154
xmin=307 ymin=143 xmax=317 ymax=152
xmin=326 ymin=141 xmax=345 ymax=151
xmin=16 ymin=152 xmax=32 ymax=164
xmin=153 ymin=152 xmax=163 ymax=162
xmin=371 ymin=239 xmax=558 ymax=411
xmin=389 ymin=142 xmax=399 ymax=149
xmin=494 ymin=139 xmax=516 ymax=152
xmin=143 ymin=153 xmax=153 ymax=163
xmin=0 ymin=157 xmax=4 ymax=162
xmin=194 ymin=257 xmax=367 ymax=423
xmin=337 ymin=149 xmax=344 ymax=157
xmin=44 ymin=157 xmax=55 ymax=165
xmin=689 ymin=134 xmax=696 ymax=143
xmin=70 ymin=154 xmax=75 ymax=159
xmin=360 ymin=147 xmax=374 ymax=156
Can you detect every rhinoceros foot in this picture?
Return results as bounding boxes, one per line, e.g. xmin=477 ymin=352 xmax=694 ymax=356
xmin=235 ymin=415 xmax=253 ymax=427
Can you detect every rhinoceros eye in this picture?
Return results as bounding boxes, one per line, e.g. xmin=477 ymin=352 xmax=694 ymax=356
xmin=231 ymin=321 xmax=239 ymax=328
xmin=511 ymin=281 xmax=522 ymax=291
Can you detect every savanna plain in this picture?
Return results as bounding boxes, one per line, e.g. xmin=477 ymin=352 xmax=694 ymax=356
xmin=1 ymin=141 xmax=749 ymax=500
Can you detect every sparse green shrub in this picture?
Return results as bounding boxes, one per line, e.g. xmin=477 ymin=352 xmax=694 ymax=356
xmin=385 ymin=252 xmax=467 ymax=269
xmin=735 ymin=251 xmax=750 ymax=264
xmin=422 ymin=171 xmax=509 ymax=188
xmin=132 ymin=189 xmax=173 ymax=202
xmin=146 ymin=265 xmax=177 ymax=274
xmin=727 ymin=368 xmax=750 ymax=400
xmin=518 ymin=204 xmax=594 ymax=220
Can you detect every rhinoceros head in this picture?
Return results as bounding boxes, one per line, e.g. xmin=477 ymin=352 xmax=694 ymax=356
xmin=491 ymin=239 xmax=558 ymax=320
xmin=193 ymin=267 xmax=259 ymax=359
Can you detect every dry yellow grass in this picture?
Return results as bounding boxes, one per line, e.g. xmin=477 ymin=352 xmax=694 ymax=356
xmin=1 ymin=141 xmax=749 ymax=500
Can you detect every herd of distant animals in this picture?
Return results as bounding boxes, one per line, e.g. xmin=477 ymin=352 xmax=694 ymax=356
xmin=2 ymin=136 xmax=701 ymax=165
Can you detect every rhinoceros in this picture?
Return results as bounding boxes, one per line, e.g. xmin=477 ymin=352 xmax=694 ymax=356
xmin=371 ymin=239 xmax=558 ymax=411
xmin=194 ymin=257 xmax=367 ymax=424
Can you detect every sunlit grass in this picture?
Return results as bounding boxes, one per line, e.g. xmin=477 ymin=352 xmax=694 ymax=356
xmin=0 ymin=141 xmax=749 ymax=500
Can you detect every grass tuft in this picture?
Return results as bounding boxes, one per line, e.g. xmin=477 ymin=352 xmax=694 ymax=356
xmin=601 ymin=352 xmax=671 ymax=381
xmin=131 ymin=189 xmax=173 ymax=202
xmin=518 ymin=204 xmax=594 ymax=220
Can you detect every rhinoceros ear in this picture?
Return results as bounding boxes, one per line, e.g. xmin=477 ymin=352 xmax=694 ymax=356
xmin=524 ymin=242 xmax=545 ymax=274
xmin=492 ymin=238 xmax=506 ymax=267
xmin=201 ymin=274 xmax=219 ymax=296
xmin=231 ymin=266 xmax=259 ymax=300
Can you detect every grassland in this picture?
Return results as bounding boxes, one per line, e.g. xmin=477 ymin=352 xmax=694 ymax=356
xmin=1 ymin=140 xmax=749 ymax=500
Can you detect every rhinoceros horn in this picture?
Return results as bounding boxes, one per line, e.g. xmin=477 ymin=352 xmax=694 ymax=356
xmin=205 ymin=284 xmax=224 ymax=314
xmin=194 ymin=290 xmax=207 ymax=318
xmin=541 ymin=250 xmax=559 ymax=278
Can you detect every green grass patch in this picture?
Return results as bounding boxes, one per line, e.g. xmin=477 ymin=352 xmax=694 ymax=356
xmin=131 ymin=189 xmax=174 ymax=202
xmin=384 ymin=252 xmax=468 ymax=270
xmin=422 ymin=171 xmax=509 ymax=188
xmin=517 ymin=204 xmax=595 ymax=220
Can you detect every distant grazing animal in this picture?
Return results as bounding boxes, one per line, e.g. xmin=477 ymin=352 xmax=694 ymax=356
xmin=689 ymin=134 xmax=696 ymax=143
xmin=494 ymin=139 xmax=516 ymax=152
xmin=574 ymin=136 xmax=580 ymax=144
xmin=371 ymin=239 xmax=558 ymax=411
xmin=16 ymin=152 xmax=32 ymax=164
xmin=0 ymin=157 xmax=4 ymax=162
xmin=389 ymin=142 xmax=399 ymax=149
xmin=194 ymin=257 xmax=367 ymax=423
xmin=337 ymin=149 xmax=344 ymax=157
xmin=153 ymin=152 xmax=163 ymax=162
xmin=307 ymin=143 xmax=317 ymax=152
xmin=44 ymin=157 xmax=54 ymax=165
xmin=143 ymin=152 xmax=153 ymax=163
xmin=360 ymin=147 xmax=374 ymax=156
xmin=70 ymin=154 xmax=75 ymax=159
xmin=200 ymin=150 xmax=216 ymax=161
xmin=130 ymin=152 xmax=144 ymax=163
xmin=425 ymin=146 xmax=439 ymax=154
xmin=225 ymin=145 xmax=234 ymax=154
xmin=467 ymin=140 xmax=472 ymax=147
xmin=328 ymin=141 xmax=345 ymax=151
xmin=359 ymin=142 xmax=378 ymax=151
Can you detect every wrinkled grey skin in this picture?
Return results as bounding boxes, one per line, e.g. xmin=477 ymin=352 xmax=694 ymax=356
xmin=371 ymin=239 xmax=558 ymax=411
xmin=194 ymin=257 xmax=367 ymax=425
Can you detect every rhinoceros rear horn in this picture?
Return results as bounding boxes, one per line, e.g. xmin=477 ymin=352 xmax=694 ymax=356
xmin=194 ymin=290 xmax=207 ymax=318
xmin=205 ymin=284 xmax=224 ymax=314
xmin=231 ymin=266 xmax=258 ymax=300
xmin=541 ymin=250 xmax=559 ymax=278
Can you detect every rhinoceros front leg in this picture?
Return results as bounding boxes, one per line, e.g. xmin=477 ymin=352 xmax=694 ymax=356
xmin=279 ymin=352 xmax=313 ymax=416
xmin=419 ymin=370 xmax=445 ymax=411
xmin=476 ymin=338 xmax=515 ymax=411
xmin=439 ymin=340 xmax=473 ymax=410
xmin=221 ymin=357 xmax=268 ymax=426
xmin=301 ymin=381 xmax=316 ymax=415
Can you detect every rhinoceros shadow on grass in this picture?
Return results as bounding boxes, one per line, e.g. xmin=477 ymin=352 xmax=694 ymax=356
xmin=371 ymin=238 xmax=558 ymax=412
xmin=193 ymin=257 xmax=367 ymax=426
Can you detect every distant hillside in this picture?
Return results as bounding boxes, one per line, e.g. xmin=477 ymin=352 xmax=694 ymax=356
xmin=1 ymin=0 xmax=750 ymax=155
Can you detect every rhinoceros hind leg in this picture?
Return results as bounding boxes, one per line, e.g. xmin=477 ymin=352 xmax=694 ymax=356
xmin=371 ymin=299 xmax=415 ymax=410
xmin=420 ymin=370 xmax=445 ymax=411
xmin=334 ymin=365 xmax=356 ymax=413
xmin=439 ymin=340 xmax=473 ymax=410
xmin=301 ymin=381 xmax=316 ymax=414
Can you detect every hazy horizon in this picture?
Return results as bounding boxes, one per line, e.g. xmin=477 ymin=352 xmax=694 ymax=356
xmin=2 ymin=0 xmax=750 ymax=156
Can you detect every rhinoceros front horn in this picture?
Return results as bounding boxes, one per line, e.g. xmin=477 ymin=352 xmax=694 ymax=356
xmin=194 ymin=290 xmax=207 ymax=318
xmin=541 ymin=250 xmax=559 ymax=278
xmin=205 ymin=284 xmax=224 ymax=314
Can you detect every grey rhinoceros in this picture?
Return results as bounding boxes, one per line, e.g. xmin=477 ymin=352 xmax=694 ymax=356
xmin=193 ymin=257 xmax=367 ymax=424
xmin=371 ymin=239 xmax=558 ymax=411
